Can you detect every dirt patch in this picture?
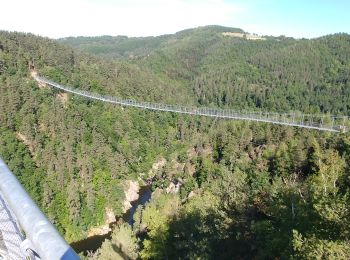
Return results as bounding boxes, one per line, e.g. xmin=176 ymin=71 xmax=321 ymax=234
xmin=222 ymin=32 xmax=245 ymax=38
xmin=187 ymin=148 xmax=196 ymax=160
xmin=57 ymin=92 xmax=68 ymax=107
xmin=38 ymin=123 xmax=46 ymax=132
xmin=31 ymin=70 xmax=48 ymax=89
xmin=30 ymin=70 xmax=37 ymax=78
xmin=16 ymin=132 xmax=35 ymax=154
xmin=148 ymin=157 xmax=167 ymax=178
xmin=222 ymin=32 xmax=266 ymax=41
xmin=166 ymin=182 xmax=180 ymax=194
xmin=37 ymin=81 xmax=48 ymax=89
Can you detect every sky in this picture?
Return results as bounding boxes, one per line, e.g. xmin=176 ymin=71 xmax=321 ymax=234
xmin=1 ymin=0 xmax=349 ymax=39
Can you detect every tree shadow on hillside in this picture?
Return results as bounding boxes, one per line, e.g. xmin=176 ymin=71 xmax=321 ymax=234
xmin=146 ymin=209 xmax=254 ymax=260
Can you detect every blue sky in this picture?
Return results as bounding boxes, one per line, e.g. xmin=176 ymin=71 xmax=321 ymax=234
xmin=234 ymin=0 xmax=350 ymax=38
xmin=0 ymin=0 xmax=349 ymax=38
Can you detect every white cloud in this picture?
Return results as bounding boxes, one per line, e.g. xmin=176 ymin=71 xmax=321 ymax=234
xmin=0 ymin=0 xmax=245 ymax=38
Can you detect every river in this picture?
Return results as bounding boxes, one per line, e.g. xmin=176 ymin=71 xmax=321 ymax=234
xmin=70 ymin=186 xmax=152 ymax=254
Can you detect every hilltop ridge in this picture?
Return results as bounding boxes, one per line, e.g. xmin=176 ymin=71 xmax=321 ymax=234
xmin=59 ymin=25 xmax=245 ymax=58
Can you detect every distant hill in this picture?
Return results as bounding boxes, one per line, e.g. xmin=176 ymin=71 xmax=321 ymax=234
xmin=59 ymin=25 xmax=244 ymax=58
xmin=61 ymin=26 xmax=350 ymax=114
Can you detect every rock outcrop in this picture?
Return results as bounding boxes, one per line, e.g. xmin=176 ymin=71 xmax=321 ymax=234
xmin=87 ymin=207 xmax=116 ymax=237
xmin=122 ymin=180 xmax=140 ymax=213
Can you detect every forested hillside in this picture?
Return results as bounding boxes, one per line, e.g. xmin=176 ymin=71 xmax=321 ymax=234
xmin=63 ymin=26 xmax=350 ymax=114
xmin=0 ymin=30 xmax=195 ymax=240
xmin=1 ymin=26 xmax=350 ymax=259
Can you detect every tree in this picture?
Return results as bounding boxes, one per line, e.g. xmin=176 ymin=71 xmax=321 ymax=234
xmin=93 ymin=223 xmax=139 ymax=260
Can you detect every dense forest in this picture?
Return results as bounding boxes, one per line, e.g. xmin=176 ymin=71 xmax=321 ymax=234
xmin=1 ymin=26 xmax=350 ymax=259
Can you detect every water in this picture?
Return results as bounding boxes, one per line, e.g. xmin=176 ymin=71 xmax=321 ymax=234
xmin=123 ymin=186 xmax=152 ymax=225
xmin=71 ymin=186 xmax=152 ymax=254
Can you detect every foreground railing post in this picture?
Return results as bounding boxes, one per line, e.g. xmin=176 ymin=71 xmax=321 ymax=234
xmin=0 ymin=158 xmax=79 ymax=260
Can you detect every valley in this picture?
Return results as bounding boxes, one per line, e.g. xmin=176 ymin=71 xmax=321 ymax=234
xmin=0 ymin=26 xmax=350 ymax=259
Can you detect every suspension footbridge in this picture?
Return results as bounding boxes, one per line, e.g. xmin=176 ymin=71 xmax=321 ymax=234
xmin=33 ymin=74 xmax=348 ymax=133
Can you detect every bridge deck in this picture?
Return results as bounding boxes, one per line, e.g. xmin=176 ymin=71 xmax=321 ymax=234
xmin=34 ymin=75 xmax=348 ymax=133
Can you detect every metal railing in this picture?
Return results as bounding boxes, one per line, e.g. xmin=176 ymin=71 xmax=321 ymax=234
xmin=34 ymin=75 xmax=348 ymax=133
xmin=0 ymin=190 xmax=28 ymax=260
xmin=0 ymin=158 xmax=79 ymax=260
